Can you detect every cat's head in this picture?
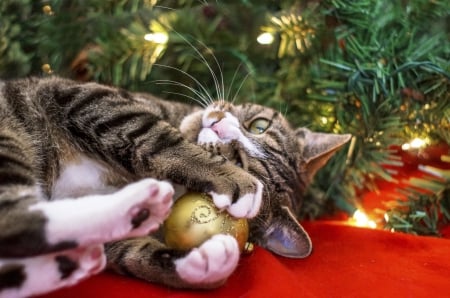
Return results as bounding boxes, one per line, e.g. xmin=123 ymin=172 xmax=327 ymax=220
xmin=180 ymin=101 xmax=351 ymax=258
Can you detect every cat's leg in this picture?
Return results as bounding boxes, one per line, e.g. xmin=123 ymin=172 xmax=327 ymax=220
xmin=2 ymin=178 xmax=173 ymax=257
xmin=48 ymin=81 xmax=262 ymax=220
xmin=0 ymin=125 xmax=54 ymax=258
xmin=1 ymin=168 xmax=172 ymax=259
xmin=1 ymin=178 xmax=172 ymax=297
xmin=0 ymin=245 xmax=105 ymax=298
xmin=105 ymin=234 xmax=240 ymax=289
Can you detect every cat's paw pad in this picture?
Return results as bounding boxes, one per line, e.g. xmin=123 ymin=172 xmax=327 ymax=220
xmin=115 ymin=178 xmax=174 ymax=239
xmin=4 ymin=245 xmax=106 ymax=298
xmin=59 ymin=244 xmax=106 ymax=283
xmin=211 ymin=180 xmax=263 ymax=218
xmin=175 ymin=234 xmax=240 ymax=286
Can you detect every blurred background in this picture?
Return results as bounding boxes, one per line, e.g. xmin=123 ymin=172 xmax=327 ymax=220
xmin=1 ymin=0 xmax=449 ymax=235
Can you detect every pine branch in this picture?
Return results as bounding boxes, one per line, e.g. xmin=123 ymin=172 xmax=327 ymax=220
xmin=0 ymin=0 xmax=41 ymax=78
xmin=384 ymin=162 xmax=450 ymax=236
xmin=300 ymin=0 xmax=449 ymax=220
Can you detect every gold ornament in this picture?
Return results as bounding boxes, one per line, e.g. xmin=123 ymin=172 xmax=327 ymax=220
xmin=164 ymin=192 xmax=250 ymax=253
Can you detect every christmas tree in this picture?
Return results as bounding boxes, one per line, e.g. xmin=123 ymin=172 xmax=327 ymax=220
xmin=1 ymin=0 xmax=449 ymax=235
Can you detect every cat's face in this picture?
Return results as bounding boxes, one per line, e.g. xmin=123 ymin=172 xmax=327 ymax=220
xmin=180 ymin=101 xmax=351 ymax=258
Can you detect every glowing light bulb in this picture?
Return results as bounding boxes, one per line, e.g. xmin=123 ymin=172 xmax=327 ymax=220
xmin=144 ymin=32 xmax=169 ymax=44
xmin=351 ymin=209 xmax=377 ymax=229
xmin=401 ymin=137 xmax=428 ymax=151
xmin=257 ymin=32 xmax=274 ymax=45
xmin=410 ymin=138 xmax=426 ymax=148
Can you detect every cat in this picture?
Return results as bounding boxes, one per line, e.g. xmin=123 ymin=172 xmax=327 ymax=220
xmin=0 ymin=76 xmax=350 ymax=297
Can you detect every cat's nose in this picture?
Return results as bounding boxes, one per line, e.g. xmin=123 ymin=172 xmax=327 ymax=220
xmin=205 ymin=110 xmax=226 ymax=127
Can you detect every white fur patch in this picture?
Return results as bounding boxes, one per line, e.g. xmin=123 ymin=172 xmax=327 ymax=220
xmin=52 ymin=156 xmax=112 ymax=199
xmin=0 ymin=245 xmax=105 ymax=298
xmin=30 ymin=178 xmax=174 ymax=246
xmin=210 ymin=180 xmax=263 ymax=218
xmin=175 ymin=234 xmax=239 ymax=285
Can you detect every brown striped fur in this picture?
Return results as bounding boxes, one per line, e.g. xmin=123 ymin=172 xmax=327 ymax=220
xmin=0 ymin=76 xmax=350 ymax=294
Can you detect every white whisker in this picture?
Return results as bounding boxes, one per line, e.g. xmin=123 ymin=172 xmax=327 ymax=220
xmin=275 ymin=101 xmax=289 ymax=119
xmin=162 ymin=91 xmax=208 ymax=108
xmin=153 ymin=80 xmax=209 ymax=106
xmin=154 ymin=5 xmax=175 ymax=11
xmin=153 ymin=63 xmax=213 ymax=105
xmin=198 ymin=44 xmax=223 ymax=102
xmin=153 ymin=79 xmax=209 ymax=107
xmin=153 ymin=79 xmax=206 ymax=99
xmin=168 ymin=29 xmax=224 ymax=103
xmin=226 ymin=62 xmax=243 ymax=104
xmin=231 ymin=72 xmax=251 ymax=105
xmin=155 ymin=16 xmax=233 ymax=105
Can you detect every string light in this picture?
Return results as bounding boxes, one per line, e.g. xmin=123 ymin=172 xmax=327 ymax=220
xmin=257 ymin=32 xmax=275 ymax=45
xmin=401 ymin=137 xmax=428 ymax=151
xmin=350 ymin=209 xmax=377 ymax=229
xmin=144 ymin=32 xmax=169 ymax=44
xmin=42 ymin=5 xmax=54 ymax=15
xmin=41 ymin=63 xmax=53 ymax=74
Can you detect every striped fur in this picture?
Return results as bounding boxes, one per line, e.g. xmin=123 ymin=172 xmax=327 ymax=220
xmin=0 ymin=76 xmax=350 ymax=295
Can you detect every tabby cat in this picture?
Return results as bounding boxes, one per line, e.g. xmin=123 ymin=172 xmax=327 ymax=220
xmin=0 ymin=76 xmax=350 ymax=297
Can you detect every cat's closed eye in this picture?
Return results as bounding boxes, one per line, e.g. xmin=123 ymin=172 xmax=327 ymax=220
xmin=248 ymin=118 xmax=271 ymax=134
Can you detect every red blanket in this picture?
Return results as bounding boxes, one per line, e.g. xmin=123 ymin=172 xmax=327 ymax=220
xmin=41 ymin=220 xmax=450 ymax=298
xmin=41 ymin=146 xmax=450 ymax=297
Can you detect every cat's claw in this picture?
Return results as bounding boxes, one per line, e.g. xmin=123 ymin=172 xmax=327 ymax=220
xmin=175 ymin=234 xmax=240 ymax=286
xmin=210 ymin=180 xmax=263 ymax=218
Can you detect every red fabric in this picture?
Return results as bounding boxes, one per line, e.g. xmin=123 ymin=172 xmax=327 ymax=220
xmin=41 ymin=145 xmax=450 ymax=297
xmin=41 ymin=221 xmax=450 ymax=298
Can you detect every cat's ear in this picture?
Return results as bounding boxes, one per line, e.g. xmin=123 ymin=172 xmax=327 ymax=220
xmin=296 ymin=127 xmax=351 ymax=184
xmin=264 ymin=206 xmax=312 ymax=258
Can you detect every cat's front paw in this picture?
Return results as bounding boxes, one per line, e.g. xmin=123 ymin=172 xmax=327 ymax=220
xmin=210 ymin=177 xmax=263 ymax=219
xmin=174 ymin=234 xmax=240 ymax=286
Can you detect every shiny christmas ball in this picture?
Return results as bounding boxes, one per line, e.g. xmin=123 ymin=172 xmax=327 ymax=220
xmin=164 ymin=192 xmax=250 ymax=252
